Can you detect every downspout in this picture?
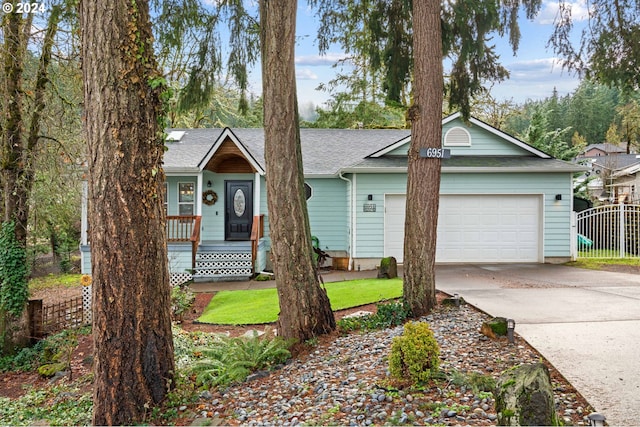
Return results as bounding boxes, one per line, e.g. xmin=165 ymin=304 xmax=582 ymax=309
xmin=339 ymin=172 xmax=354 ymax=270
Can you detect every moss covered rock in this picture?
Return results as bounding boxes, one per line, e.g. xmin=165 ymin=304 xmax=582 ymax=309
xmin=495 ymin=363 xmax=558 ymax=426
xmin=377 ymin=256 xmax=398 ymax=279
xmin=481 ymin=316 xmax=508 ymax=339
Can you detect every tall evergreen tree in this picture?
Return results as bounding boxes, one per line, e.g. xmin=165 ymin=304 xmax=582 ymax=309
xmin=80 ymin=0 xmax=175 ymax=423
xmin=261 ymin=0 xmax=336 ymax=341
xmin=1 ymin=2 xmax=64 ymax=354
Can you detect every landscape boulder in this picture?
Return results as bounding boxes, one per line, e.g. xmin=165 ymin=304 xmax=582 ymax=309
xmin=495 ymin=362 xmax=557 ymax=426
xmin=480 ymin=316 xmax=508 ymax=339
xmin=377 ymin=256 xmax=398 ymax=279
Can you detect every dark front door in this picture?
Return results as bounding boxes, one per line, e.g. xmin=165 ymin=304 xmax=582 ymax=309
xmin=225 ymin=180 xmax=253 ymax=240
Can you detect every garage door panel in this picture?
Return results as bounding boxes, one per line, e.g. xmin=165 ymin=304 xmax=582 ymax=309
xmin=385 ymin=194 xmax=541 ymax=263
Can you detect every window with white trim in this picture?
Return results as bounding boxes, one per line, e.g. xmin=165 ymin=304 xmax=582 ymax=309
xmin=178 ymin=182 xmax=195 ymax=215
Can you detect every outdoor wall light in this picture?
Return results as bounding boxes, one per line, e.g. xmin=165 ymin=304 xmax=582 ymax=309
xmin=207 ymin=180 xmax=212 ymax=188
xmin=507 ymin=318 xmax=515 ymax=344
xmin=587 ymin=413 xmax=606 ymax=426
xmin=555 ymin=194 xmax=562 ymax=201
xmin=367 ymin=194 xmax=373 ymax=201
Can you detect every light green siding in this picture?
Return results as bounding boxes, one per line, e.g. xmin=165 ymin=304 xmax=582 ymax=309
xmin=167 ymin=243 xmax=193 ymax=273
xmin=443 ymin=120 xmax=527 ymax=156
xmin=306 ymin=178 xmax=349 ymax=251
xmin=385 ymin=117 xmax=531 ymax=157
xmin=353 ymin=172 xmax=573 ymax=260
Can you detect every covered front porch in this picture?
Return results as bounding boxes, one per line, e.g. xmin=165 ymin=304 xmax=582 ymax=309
xmin=80 ymin=128 xmax=270 ymax=285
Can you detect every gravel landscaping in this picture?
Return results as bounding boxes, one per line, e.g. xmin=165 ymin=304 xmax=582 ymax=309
xmin=183 ymin=301 xmax=594 ymax=426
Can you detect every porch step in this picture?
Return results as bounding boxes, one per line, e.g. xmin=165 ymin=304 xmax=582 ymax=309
xmin=193 ymin=243 xmax=253 ymax=282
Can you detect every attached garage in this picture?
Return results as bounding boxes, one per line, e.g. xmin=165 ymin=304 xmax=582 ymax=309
xmin=384 ymin=194 xmax=543 ymax=263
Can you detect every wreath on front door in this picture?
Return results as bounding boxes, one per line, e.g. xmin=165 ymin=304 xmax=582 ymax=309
xmin=202 ymin=190 xmax=218 ymax=206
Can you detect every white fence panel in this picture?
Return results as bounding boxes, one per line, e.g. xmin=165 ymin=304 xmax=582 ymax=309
xmin=576 ymin=204 xmax=640 ymax=258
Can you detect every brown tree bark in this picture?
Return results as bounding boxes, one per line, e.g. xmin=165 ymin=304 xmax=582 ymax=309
xmin=80 ymin=1 xmax=175 ymax=424
xmin=403 ymin=0 xmax=443 ymax=317
xmin=1 ymin=6 xmax=58 ymax=354
xmin=260 ymin=0 xmax=335 ymax=341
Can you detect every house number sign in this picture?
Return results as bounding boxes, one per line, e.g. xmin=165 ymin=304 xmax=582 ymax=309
xmin=363 ymin=203 xmax=376 ymax=212
xmin=419 ymin=148 xmax=451 ymax=159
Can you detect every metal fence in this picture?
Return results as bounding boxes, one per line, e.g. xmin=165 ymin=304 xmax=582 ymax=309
xmin=575 ymin=204 xmax=640 ymax=258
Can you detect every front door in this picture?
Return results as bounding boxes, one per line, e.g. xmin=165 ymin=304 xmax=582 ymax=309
xmin=225 ymin=180 xmax=253 ymax=240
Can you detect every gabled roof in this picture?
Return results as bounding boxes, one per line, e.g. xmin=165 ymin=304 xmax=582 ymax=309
xmin=163 ymin=127 xmax=410 ymax=176
xmin=582 ymin=143 xmax=627 ymax=155
xmin=587 ymin=154 xmax=640 ymax=171
xmin=612 ymin=161 xmax=640 ymax=178
xmin=162 ymin=114 xmax=582 ymax=176
xmin=368 ymin=113 xmax=550 ymax=159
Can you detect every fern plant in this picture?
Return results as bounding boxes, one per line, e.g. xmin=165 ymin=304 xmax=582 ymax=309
xmin=189 ymin=330 xmax=293 ymax=388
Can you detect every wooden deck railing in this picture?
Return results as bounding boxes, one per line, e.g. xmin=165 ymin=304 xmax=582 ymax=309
xmin=250 ymin=214 xmax=265 ymax=271
xmin=190 ymin=216 xmax=202 ymax=269
xmin=166 ymin=216 xmax=199 ymax=242
xmin=167 ymin=216 xmax=201 ymax=269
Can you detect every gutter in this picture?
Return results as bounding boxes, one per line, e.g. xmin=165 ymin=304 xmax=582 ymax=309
xmin=339 ymin=172 xmax=354 ymax=271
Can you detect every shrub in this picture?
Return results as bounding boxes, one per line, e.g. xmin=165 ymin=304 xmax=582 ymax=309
xmin=337 ymin=300 xmax=410 ymax=333
xmin=171 ymin=284 xmax=195 ymax=321
xmin=389 ymin=321 xmax=440 ymax=384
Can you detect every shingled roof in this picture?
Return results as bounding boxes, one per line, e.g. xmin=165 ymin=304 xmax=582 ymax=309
xmin=163 ymin=128 xmax=410 ymax=176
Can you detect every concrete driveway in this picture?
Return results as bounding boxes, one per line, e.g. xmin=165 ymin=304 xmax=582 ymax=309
xmin=436 ymin=264 xmax=640 ymax=426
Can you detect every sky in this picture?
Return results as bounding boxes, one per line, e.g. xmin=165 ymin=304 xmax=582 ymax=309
xmin=244 ymin=0 xmax=590 ymax=111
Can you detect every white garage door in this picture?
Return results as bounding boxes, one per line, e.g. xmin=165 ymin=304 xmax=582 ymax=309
xmin=384 ymin=194 xmax=542 ymax=263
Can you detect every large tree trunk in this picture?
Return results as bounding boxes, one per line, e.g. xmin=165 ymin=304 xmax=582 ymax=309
xmin=403 ymin=0 xmax=443 ymax=317
xmin=1 ymin=6 xmax=57 ymax=354
xmin=80 ymin=1 xmax=175 ymax=424
xmin=260 ymin=0 xmax=335 ymax=342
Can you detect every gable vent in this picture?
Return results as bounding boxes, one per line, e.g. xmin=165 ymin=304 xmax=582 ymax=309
xmin=444 ymin=126 xmax=471 ymax=147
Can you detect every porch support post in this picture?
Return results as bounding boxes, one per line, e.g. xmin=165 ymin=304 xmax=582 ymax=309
xmin=254 ymin=172 xmax=261 ymax=216
xmin=196 ymin=172 xmax=203 ymax=216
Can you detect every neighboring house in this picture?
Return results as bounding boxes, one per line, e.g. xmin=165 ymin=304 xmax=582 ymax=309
xmin=580 ymin=143 xmax=628 ymax=157
xmin=80 ymin=112 xmax=585 ymax=283
xmin=578 ymin=154 xmax=640 ymax=202
xmin=610 ymin=161 xmax=640 ymax=203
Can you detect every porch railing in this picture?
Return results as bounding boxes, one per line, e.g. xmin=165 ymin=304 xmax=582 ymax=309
xmin=167 ymin=215 xmax=202 ymax=268
xmin=251 ymin=214 xmax=265 ymax=271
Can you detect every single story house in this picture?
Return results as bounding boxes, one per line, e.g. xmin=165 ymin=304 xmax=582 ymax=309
xmin=80 ymin=113 xmax=585 ymax=284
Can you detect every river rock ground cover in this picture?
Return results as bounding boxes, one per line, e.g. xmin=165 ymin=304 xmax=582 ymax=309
xmin=178 ymin=293 xmax=593 ymax=426
xmin=0 ymin=289 xmax=594 ymax=426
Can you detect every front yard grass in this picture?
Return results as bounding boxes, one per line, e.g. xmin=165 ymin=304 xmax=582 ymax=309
xmin=566 ymin=257 xmax=640 ymax=271
xmin=28 ymin=274 xmax=82 ymax=292
xmin=197 ymin=277 xmax=403 ymax=325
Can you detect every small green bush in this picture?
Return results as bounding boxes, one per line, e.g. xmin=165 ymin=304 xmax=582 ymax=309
xmin=171 ymin=284 xmax=195 ymax=321
xmin=389 ymin=321 xmax=440 ymax=384
xmin=337 ymin=300 xmax=410 ymax=333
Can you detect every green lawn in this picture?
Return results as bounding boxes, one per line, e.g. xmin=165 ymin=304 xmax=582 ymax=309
xmin=197 ymin=277 xmax=403 ymax=325
xmin=28 ymin=274 xmax=82 ymax=292
xmin=566 ymin=257 xmax=640 ymax=270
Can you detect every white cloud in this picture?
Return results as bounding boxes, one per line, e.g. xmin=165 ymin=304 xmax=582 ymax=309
xmin=295 ymin=52 xmax=347 ymax=66
xmin=489 ymin=57 xmax=581 ymax=102
xmin=536 ymin=0 xmax=591 ymax=25
xmin=296 ymin=68 xmax=319 ymax=80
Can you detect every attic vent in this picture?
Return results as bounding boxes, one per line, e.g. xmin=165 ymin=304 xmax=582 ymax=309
xmin=166 ymin=131 xmax=186 ymax=142
xmin=444 ymin=126 xmax=471 ymax=147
